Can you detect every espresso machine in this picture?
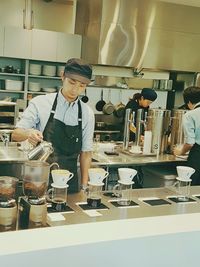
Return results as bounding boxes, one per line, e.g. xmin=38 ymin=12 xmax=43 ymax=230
xmin=18 ymin=161 xmax=49 ymax=229
xmin=0 ymin=176 xmax=18 ymax=231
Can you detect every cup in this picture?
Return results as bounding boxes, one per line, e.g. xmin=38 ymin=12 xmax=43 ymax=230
xmin=173 ymin=178 xmax=191 ymax=202
xmin=86 ymin=182 xmax=103 ymax=208
xmin=47 ymin=184 xmax=68 ymax=204
xmin=113 ymin=181 xmax=133 ymax=206
xmin=51 ymin=169 xmax=74 ymax=186
xmin=176 ymin=166 xmax=195 ymax=181
xmin=118 ymin=168 xmax=137 ymax=183
xmin=88 ymin=168 xmax=109 ymax=184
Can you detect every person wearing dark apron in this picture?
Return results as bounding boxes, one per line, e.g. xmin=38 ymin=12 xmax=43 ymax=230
xmin=12 ymin=58 xmax=94 ymax=192
xmin=43 ymin=94 xmax=83 ymax=193
xmin=124 ymin=88 xmax=157 ymax=142
xmin=174 ymin=86 xmax=200 ymax=185
xmin=124 ymin=88 xmax=157 ymax=188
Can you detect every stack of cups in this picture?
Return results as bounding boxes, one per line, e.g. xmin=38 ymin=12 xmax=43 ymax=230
xmin=113 ymin=168 xmax=137 ymax=206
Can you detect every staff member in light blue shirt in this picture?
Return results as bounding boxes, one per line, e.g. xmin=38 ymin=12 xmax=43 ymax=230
xmin=174 ymin=86 xmax=200 ymax=185
xmin=12 ymin=58 xmax=95 ymax=193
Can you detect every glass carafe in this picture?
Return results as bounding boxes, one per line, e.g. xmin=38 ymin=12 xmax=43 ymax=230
xmin=0 ymin=176 xmax=18 ymax=205
xmin=0 ymin=176 xmax=18 ymax=229
xmin=22 ymin=161 xmax=50 ymax=201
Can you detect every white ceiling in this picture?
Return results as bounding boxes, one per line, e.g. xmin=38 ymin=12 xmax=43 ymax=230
xmin=159 ymin=0 xmax=200 ymax=8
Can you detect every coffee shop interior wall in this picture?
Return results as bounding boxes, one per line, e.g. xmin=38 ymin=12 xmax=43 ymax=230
xmin=0 ymin=0 xmax=196 ymax=113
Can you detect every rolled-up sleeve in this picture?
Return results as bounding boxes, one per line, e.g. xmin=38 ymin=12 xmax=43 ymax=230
xmin=183 ymin=113 xmax=196 ymax=145
xmin=16 ymin=101 xmax=40 ymax=130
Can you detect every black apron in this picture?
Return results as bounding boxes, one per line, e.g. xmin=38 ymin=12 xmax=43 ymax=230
xmin=43 ymin=93 xmax=82 ymax=193
xmin=187 ymin=104 xmax=200 ymax=185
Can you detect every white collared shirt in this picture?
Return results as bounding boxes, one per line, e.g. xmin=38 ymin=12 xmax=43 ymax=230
xmin=183 ymin=103 xmax=200 ymax=145
xmin=16 ymin=91 xmax=95 ymax=151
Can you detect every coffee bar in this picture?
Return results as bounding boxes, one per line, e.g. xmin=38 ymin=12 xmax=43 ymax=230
xmin=0 ymin=90 xmax=197 ymax=266
xmin=0 ymin=113 xmax=199 ymax=266
xmin=1 ymin=0 xmax=200 ymax=266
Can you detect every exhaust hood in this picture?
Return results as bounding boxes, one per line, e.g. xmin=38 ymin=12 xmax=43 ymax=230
xmin=75 ymin=0 xmax=200 ymax=72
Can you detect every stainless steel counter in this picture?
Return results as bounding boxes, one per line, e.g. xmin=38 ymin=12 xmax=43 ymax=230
xmin=0 ymin=143 xmax=28 ymax=163
xmin=47 ymin=186 xmax=200 ymax=227
xmin=0 ymin=143 xmax=185 ymax=166
xmin=92 ymin=150 xmax=185 ymax=166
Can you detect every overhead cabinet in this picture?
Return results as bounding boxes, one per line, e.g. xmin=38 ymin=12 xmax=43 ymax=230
xmin=56 ymin=33 xmax=82 ymax=62
xmin=4 ymin=27 xmax=31 ymax=59
xmin=1 ymin=27 xmax=82 ymax=62
xmin=31 ymin=29 xmax=57 ymax=61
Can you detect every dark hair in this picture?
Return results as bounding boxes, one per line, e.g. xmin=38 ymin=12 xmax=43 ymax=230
xmin=64 ymin=58 xmax=92 ymax=84
xmin=183 ymin=86 xmax=200 ymax=104
xmin=132 ymin=88 xmax=157 ymax=102
xmin=132 ymin=93 xmax=141 ymax=101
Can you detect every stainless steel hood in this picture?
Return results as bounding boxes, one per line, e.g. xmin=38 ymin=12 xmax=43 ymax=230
xmin=75 ymin=0 xmax=200 ymax=72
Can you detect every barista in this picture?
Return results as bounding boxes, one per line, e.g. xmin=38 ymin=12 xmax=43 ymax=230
xmin=174 ymin=86 xmax=200 ymax=185
xmin=12 ymin=58 xmax=95 ymax=193
xmin=125 ymin=88 xmax=157 ymax=141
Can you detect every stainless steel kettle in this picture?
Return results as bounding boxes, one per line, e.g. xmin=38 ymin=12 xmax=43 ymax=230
xmin=27 ymin=141 xmax=54 ymax=162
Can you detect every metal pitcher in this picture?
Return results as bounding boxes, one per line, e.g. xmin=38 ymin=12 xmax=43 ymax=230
xmin=27 ymin=141 xmax=54 ymax=162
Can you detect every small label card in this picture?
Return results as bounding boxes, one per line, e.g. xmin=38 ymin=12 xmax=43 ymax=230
xmin=83 ymin=210 xmax=103 ymax=217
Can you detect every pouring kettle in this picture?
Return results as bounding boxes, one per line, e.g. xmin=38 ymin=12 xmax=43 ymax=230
xmin=27 ymin=141 xmax=54 ymax=162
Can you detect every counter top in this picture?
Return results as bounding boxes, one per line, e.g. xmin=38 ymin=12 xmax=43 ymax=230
xmin=47 ymin=186 xmax=200 ymax=227
xmin=92 ymin=150 xmax=185 ymax=166
xmin=1 ymin=186 xmax=200 ymax=267
xmin=0 ymin=143 xmax=185 ymax=166
xmin=0 ymin=143 xmax=28 ymax=163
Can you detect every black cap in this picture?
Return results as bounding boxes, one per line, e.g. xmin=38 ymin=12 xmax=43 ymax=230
xmin=141 ymin=88 xmax=157 ymax=101
xmin=64 ymin=58 xmax=92 ymax=84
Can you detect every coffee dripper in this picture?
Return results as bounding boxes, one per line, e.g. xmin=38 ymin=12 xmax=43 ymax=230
xmin=0 ymin=176 xmax=18 ymax=231
xmin=18 ymin=161 xmax=50 ymax=229
xmin=47 ymin=168 xmax=74 ymax=211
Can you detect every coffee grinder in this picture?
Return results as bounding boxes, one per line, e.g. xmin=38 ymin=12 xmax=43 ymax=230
xmin=18 ymin=161 xmax=49 ymax=229
xmin=0 ymin=176 xmax=19 ymax=231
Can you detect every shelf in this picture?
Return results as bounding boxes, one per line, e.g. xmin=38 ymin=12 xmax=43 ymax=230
xmin=0 ymin=72 xmax=25 ymax=77
xmin=27 ymin=91 xmax=46 ymax=95
xmin=28 ymin=75 xmax=61 ymax=80
xmin=0 ymin=89 xmax=24 ymax=94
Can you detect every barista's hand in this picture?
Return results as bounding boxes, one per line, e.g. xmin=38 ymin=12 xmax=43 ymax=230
xmin=27 ymin=129 xmax=43 ymax=146
xmin=173 ymin=146 xmax=182 ymax=156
